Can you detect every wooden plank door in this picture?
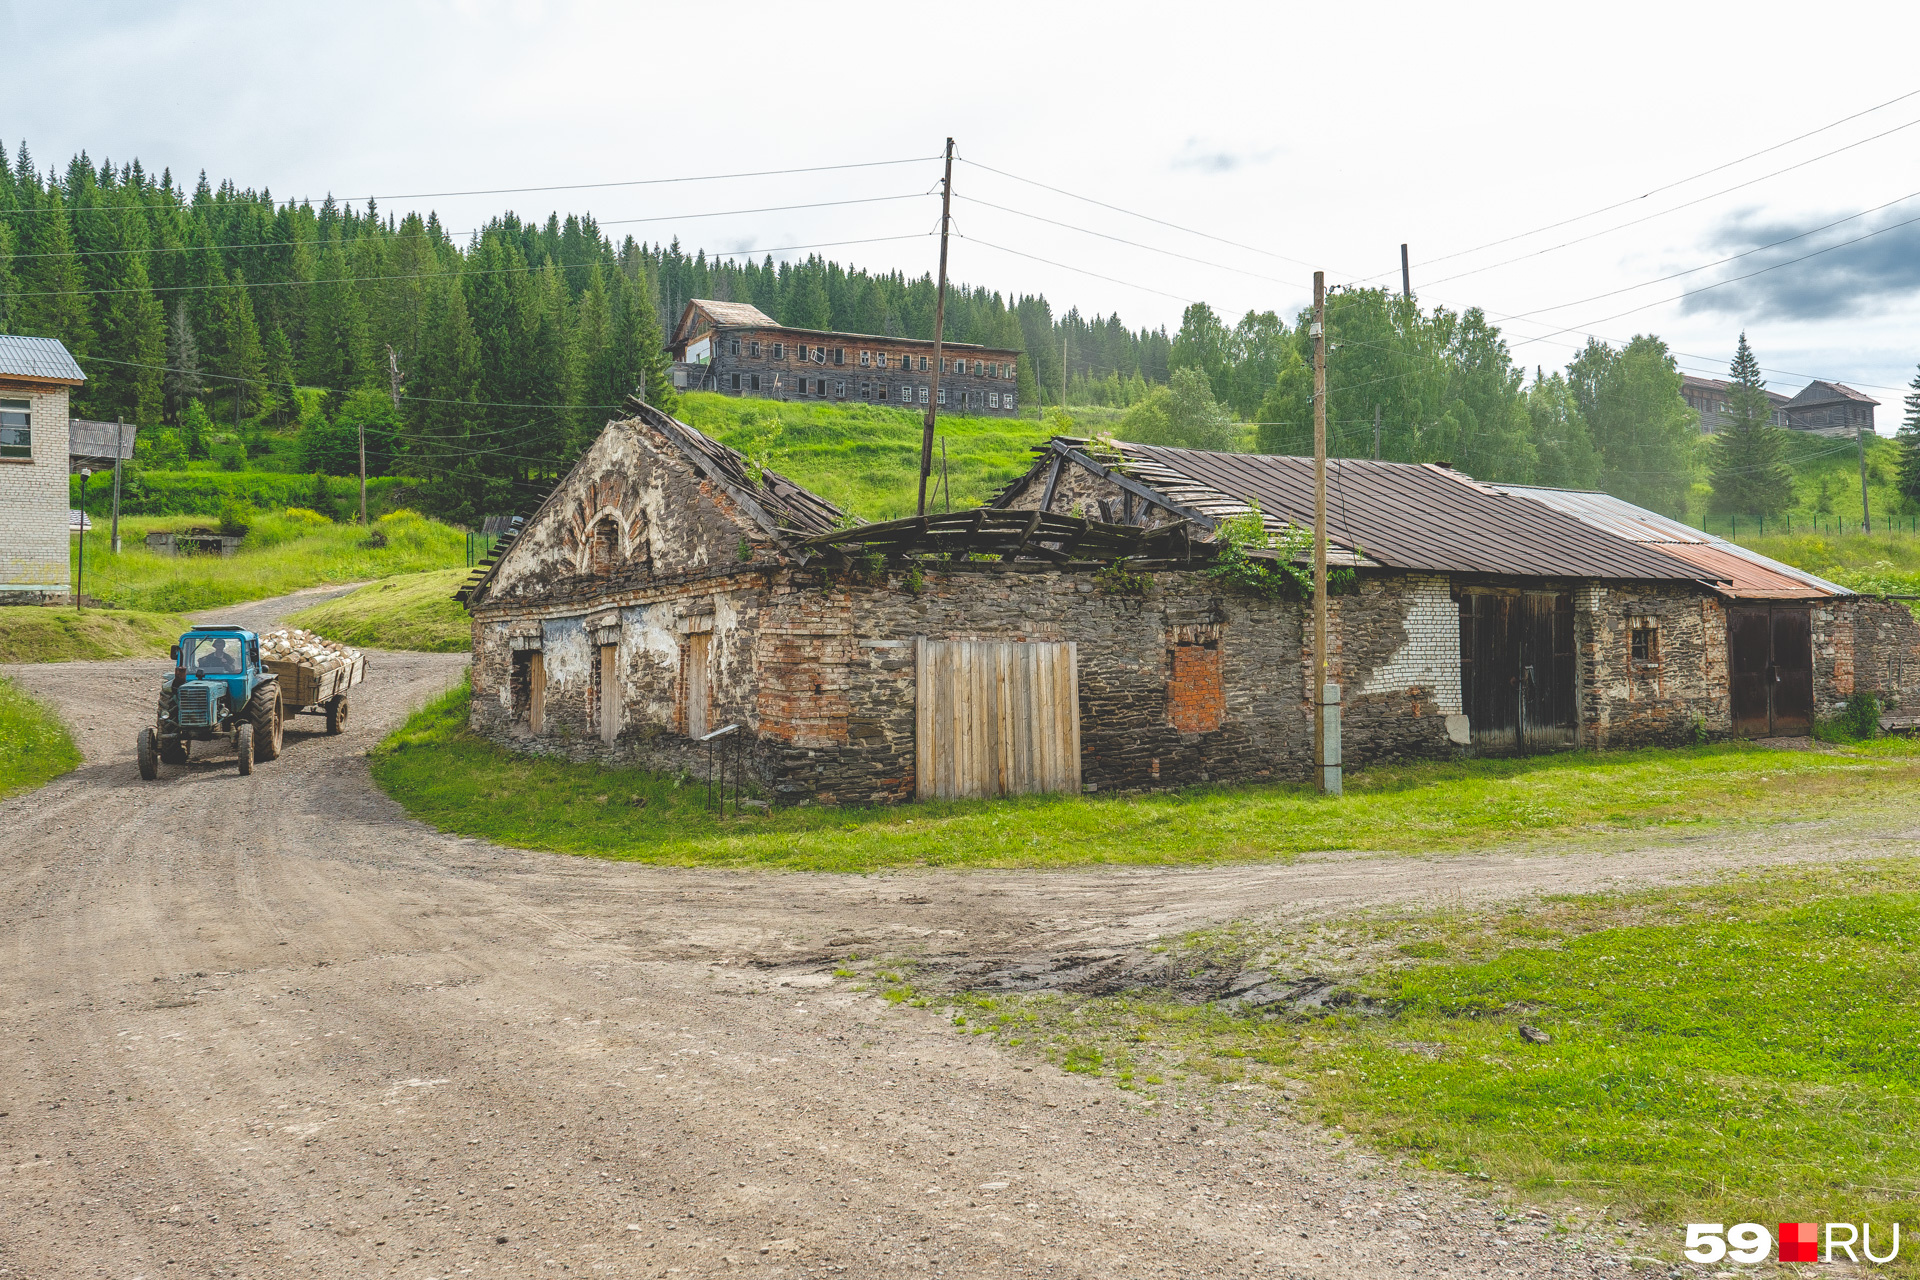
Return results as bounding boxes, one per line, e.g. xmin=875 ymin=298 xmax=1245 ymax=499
xmin=1728 ymin=606 xmax=1773 ymax=737
xmin=1769 ymin=607 xmax=1813 ymax=735
xmin=598 ymin=644 xmax=620 ymax=745
xmin=916 ymin=638 xmax=1080 ymax=800
xmin=1518 ymin=592 xmax=1577 ymax=750
xmin=1461 ymin=593 xmax=1518 ymax=753
xmin=529 ymin=651 xmax=545 ymax=735
xmin=686 ymin=632 xmax=711 ymax=740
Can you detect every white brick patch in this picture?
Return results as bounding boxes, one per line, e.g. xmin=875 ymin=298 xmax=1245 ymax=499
xmin=0 ymin=386 xmax=72 ymax=595
xmin=1360 ymin=574 xmax=1462 ymax=713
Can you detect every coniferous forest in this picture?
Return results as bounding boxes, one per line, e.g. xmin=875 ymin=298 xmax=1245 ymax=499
xmin=4 ymin=143 xmax=1914 ymax=525
xmin=0 ymin=145 xmax=1176 ymax=521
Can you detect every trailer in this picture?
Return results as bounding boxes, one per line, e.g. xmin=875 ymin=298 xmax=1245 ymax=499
xmin=266 ymin=652 xmax=366 ymax=734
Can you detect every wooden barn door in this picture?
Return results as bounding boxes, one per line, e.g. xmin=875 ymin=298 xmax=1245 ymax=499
xmin=1461 ymin=591 xmax=1575 ymax=754
xmin=1730 ymin=605 xmax=1813 ymax=736
xmin=916 ymin=639 xmax=1080 ymax=800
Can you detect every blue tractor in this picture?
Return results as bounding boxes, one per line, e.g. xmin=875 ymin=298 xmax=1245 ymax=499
xmin=138 ymin=624 xmax=284 ymax=779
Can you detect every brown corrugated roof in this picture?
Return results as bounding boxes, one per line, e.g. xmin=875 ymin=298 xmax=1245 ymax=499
xmin=1101 ymin=441 xmax=1715 ymax=582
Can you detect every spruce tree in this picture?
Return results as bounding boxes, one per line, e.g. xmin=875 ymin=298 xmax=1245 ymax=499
xmin=1897 ymin=362 xmax=1920 ymax=506
xmin=1707 ymin=333 xmax=1794 ymax=520
xmin=163 ymin=299 xmax=203 ymax=423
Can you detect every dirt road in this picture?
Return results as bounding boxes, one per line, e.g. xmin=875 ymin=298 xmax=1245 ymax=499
xmin=5 ymin=598 xmax=1910 ymax=1279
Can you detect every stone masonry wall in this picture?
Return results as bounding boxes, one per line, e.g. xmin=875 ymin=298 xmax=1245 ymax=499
xmin=1829 ymin=599 xmax=1920 ymax=716
xmin=0 ymin=383 xmax=71 ymax=601
xmin=1578 ymin=584 xmax=1728 ymax=748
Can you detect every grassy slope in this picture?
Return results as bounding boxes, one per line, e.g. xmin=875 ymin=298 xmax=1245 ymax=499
xmin=283 ymin=569 xmax=472 ymax=652
xmin=73 ymin=509 xmax=468 ymax=613
xmin=0 ymin=606 xmax=190 ymax=663
xmin=372 ymin=680 xmax=1920 ymax=873
xmin=0 ymin=676 xmax=81 ymax=797
xmin=675 ymin=392 xmax=1048 ymax=520
xmin=976 ymin=861 xmax=1920 ymax=1268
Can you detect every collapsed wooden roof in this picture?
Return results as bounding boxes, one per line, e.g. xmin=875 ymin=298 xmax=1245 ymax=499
xmin=799 ymin=506 xmax=1202 ymax=565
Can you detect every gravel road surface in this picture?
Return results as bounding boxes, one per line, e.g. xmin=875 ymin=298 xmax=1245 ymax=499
xmin=5 ymin=593 xmax=1907 ymax=1278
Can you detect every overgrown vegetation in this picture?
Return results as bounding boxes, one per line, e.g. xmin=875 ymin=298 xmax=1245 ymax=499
xmin=0 ymin=677 xmax=81 ymax=797
xmin=0 ymin=605 xmax=188 ymax=663
xmin=677 ymin=393 xmax=1043 ymax=520
xmin=282 ymin=568 xmax=471 ymax=652
xmin=963 ymin=861 xmax=1920 ymax=1268
xmin=373 ymin=680 xmax=1920 ymax=873
xmin=1205 ymin=503 xmax=1355 ymax=600
xmin=70 ymin=508 xmax=466 ymax=613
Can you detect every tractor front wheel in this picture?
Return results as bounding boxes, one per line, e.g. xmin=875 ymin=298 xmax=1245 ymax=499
xmin=236 ymin=722 xmax=254 ymax=776
xmin=137 ymin=728 xmax=158 ymax=781
xmin=159 ymin=732 xmax=187 ymax=765
xmin=326 ymin=697 xmax=349 ymax=735
xmin=250 ymin=686 xmax=283 ymax=761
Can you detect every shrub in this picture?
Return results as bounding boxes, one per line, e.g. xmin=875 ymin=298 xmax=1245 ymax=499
xmin=217 ymin=499 xmax=256 ymax=537
xmin=1818 ymin=691 xmax=1884 ymax=743
xmin=213 ymin=437 xmax=247 ymax=471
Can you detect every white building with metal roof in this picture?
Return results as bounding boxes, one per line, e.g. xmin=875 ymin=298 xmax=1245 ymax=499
xmin=0 ymin=335 xmax=87 ymax=603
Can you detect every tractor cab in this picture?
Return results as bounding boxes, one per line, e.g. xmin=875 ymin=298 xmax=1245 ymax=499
xmin=169 ymin=625 xmax=264 ymax=730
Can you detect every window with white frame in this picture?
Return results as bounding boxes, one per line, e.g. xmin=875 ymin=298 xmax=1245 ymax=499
xmin=938 ymin=386 xmax=947 ymax=405
xmin=1005 ymin=392 xmax=1016 ymax=410
xmin=860 ymin=350 xmax=871 ymax=367
xmin=834 ymin=380 xmax=845 ymax=397
xmin=876 ymin=352 xmax=888 ymax=369
xmin=878 ymin=384 xmax=889 ymax=400
xmin=988 ymin=392 xmax=999 ymax=408
xmin=728 ymin=338 xmax=741 ymax=356
xmin=0 ymin=399 xmax=28 ymax=459
xmin=772 ymin=342 xmax=785 ymax=360
xmin=748 ymin=340 xmax=761 ymax=357
xmin=832 ymin=348 xmax=845 ymax=365
xmin=812 ymin=346 xmax=825 ymax=364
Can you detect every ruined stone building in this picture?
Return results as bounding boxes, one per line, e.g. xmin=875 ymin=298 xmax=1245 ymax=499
xmin=665 ymin=299 xmax=1022 ymax=415
xmin=459 ymin=409 xmax=1920 ymax=806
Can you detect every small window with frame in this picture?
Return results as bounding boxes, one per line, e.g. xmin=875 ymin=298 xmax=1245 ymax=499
xmin=748 ymin=340 xmax=761 ymax=358
xmin=0 ymin=399 xmax=29 ymax=459
xmin=728 ymin=338 xmax=741 ymax=357
xmin=834 ymin=379 xmax=846 ymax=397
xmin=1630 ymin=621 xmax=1660 ymax=665
xmin=918 ymin=355 xmax=928 ymax=371
xmin=771 ymin=341 xmax=784 ymax=360
xmin=833 ymin=348 xmax=845 ymax=366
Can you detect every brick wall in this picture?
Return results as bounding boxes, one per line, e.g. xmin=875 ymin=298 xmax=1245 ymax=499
xmin=0 ymin=383 xmax=71 ymax=601
xmin=1578 ymin=584 xmax=1728 ymax=747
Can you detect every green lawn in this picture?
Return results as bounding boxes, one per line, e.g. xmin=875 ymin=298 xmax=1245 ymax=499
xmin=970 ymin=861 xmax=1920 ymax=1269
xmin=0 ymin=605 xmax=190 ymax=663
xmin=675 ymin=392 xmax=1048 ymax=520
xmin=372 ymin=680 xmax=1920 ymax=873
xmin=72 ymin=508 xmax=468 ymax=613
xmin=283 ymin=568 xmax=472 ymax=652
xmin=0 ymin=676 xmax=81 ymax=797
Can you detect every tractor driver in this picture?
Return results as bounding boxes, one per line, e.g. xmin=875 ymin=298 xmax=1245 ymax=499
xmin=195 ymin=637 xmax=241 ymax=674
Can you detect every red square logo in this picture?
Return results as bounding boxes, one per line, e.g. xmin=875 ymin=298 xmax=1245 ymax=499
xmin=1779 ymin=1222 xmax=1819 ymax=1263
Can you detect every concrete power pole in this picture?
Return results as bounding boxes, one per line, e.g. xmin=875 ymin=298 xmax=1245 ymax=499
xmin=110 ymin=416 xmax=125 ymax=553
xmin=916 ymin=138 xmax=955 ymax=517
xmin=1312 ymin=271 xmax=1341 ymax=797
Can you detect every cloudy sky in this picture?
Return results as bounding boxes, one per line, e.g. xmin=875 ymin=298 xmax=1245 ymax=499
xmin=9 ymin=0 xmax=1920 ymax=423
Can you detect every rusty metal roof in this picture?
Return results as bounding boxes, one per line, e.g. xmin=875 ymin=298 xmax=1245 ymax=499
xmin=1099 ymin=441 xmax=1712 ymax=582
xmin=1494 ymin=484 xmax=1848 ymax=598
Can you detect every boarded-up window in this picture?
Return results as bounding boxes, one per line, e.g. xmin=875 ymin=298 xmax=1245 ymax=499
xmin=1167 ymin=630 xmax=1224 ymax=733
xmin=916 ymin=638 xmax=1080 ymax=800
xmin=590 ymin=519 xmax=620 ymax=576
xmin=686 ymin=632 xmax=712 ymax=740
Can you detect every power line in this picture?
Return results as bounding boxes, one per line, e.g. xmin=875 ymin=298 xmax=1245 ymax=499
xmin=7 ymin=233 xmax=932 ymax=299
xmin=0 ymin=154 xmax=943 ymax=216
xmin=1360 ymin=84 xmax=1920 ymax=283
xmin=960 ymin=235 xmax=1198 ymax=304
xmin=1 ymin=193 xmax=932 ymax=261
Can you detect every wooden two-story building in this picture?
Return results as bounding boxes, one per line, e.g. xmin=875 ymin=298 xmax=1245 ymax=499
xmin=666 ymin=299 xmax=1023 ymax=417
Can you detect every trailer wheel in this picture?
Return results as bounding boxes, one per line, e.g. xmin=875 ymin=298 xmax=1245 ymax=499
xmin=138 ymin=728 xmax=159 ymax=781
xmin=236 ymin=723 xmax=254 ymax=776
xmin=326 ymin=696 xmax=349 ymax=735
xmin=249 ymin=685 xmax=283 ymax=761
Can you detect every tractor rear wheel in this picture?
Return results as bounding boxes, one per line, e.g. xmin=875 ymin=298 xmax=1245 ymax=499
xmin=236 ymin=722 xmax=254 ymax=776
xmin=249 ymin=685 xmax=283 ymax=761
xmin=137 ymin=728 xmax=158 ymax=781
xmin=326 ymin=696 xmax=349 ymax=735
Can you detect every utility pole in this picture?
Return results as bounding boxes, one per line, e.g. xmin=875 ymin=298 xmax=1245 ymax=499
xmin=110 ymin=416 xmax=125 ymax=554
xmin=1372 ymin=403 xmax=1381 ymax=462
xmin=916 ymin=138 xmax=955 ymax=517
xmin=1858 ymin=418 xmax=1873 ymax=533
xmin=1061 ymin=335 xmax=1068 ymax=411
xmin=1311 ymin=271 xmax=1341 ymax=797
xmin=1400 ymin=244 xmax=1411 ymax=299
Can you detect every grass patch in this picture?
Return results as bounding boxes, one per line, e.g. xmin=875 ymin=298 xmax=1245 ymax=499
xmin=371 ymin=680 xmax=1920 ymax=873
xmin=0 ymin=605 xmax=190 ymax=663
xmin=0 ymin=676 xmax=81 ymax=797
xmin=283 ymin=568 xmax=472 ymax=652
xmin=72 ymin=508 xmax=468 ymax=613
xmin=973 ymin=861 xmax=1920 ymax=1265
xmin=675 ymin=393 xmax=1046 ymax=520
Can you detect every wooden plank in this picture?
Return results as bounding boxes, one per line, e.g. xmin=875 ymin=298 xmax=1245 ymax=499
xmin=530 ymin=651 xmax=545 ymax=736
xmin=915 ymin=636 xmax=930 ymax=800
xmin=1066 ymin=641 xmax=1082 ymax=793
